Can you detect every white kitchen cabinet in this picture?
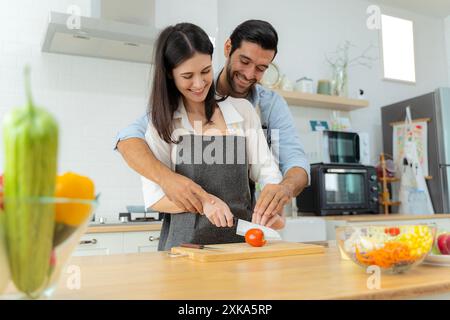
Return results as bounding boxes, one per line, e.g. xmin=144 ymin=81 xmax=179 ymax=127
xmin=123 ymin=231 xmax=161 ymax=253
xmin=73 ymin=230 xmax=162 ymax=256
xmin=73 ymin=233 xmax=124 ymax=256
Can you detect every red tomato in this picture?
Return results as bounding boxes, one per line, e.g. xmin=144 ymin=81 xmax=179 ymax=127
xmin=384 ymin=227 xmax=400 ymax=237
xmin=390 ymin=227 xmax=400 ymax=236
xmin=245 ymin=228 xmax=266 ymax=247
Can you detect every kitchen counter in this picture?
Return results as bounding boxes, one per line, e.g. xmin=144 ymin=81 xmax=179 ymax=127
xmin=86 ymin=222 xmax=162 ymax=233
xmin=84 ymin=214 xmax=450 ymax=234
xmin=51 ymin=244 xmax=450 ymax=300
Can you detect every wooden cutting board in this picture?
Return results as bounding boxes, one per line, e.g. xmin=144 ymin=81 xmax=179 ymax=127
xmin=170 ymin=241 xmax=325 ymax=262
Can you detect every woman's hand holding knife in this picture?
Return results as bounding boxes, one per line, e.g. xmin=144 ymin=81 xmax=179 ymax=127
xmin=160 ymin=171 xmax=216 ymax=213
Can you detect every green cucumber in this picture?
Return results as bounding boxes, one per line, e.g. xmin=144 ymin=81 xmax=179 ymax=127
xmin=2 ymin=67 xmax=58 ymax=297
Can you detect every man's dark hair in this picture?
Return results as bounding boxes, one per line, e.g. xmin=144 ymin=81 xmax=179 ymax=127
xmin=229 ymin=20 xmax=278 ymax=58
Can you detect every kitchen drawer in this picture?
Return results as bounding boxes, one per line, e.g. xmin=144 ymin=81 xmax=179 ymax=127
xmin=123 ymin=231 xmax=161 ymax=253
xmin=73 ymin=233 xmax=124 ymax=256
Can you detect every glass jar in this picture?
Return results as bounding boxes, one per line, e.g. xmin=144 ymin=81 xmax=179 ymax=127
xmin=294 ymin=77 xmax=313 ymax=93
xmin=332 ymin=65 xmax=348 ymax=97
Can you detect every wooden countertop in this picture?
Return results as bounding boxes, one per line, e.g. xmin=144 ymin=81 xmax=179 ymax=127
xmin=51 ymin=245 xmax=450 ymax=300
xmin=321 ymin=213 xmax=450 ymax=223
xmin=86 ymin=222 xmax=162 ymax=233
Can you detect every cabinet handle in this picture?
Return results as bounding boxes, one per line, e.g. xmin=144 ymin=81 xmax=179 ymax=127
xmin=149 ymin=236 xmax=160 ymax=242
xmin=79 ymin=239 xmax=97 ymax=245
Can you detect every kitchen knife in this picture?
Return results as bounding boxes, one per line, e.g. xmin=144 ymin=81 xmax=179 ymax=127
xmin=236 ymin=218 xmax=282 ymax=240
xmin=180 ymin=243 xmax=221 ymax=250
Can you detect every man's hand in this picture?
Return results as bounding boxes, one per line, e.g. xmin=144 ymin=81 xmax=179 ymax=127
xmin=253 ymin=184 xmax=293 ymax=226
xmin=160 ymin=171 xmax=215 ymax=213
xmin=202 ymin=195 xmax=234 ymax=227
xmin=252 ymin=211 xmax=286 ymax=230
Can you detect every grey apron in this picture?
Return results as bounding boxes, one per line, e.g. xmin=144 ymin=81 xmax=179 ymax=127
xmin=157 ymin=134 xmax=253 ymax=251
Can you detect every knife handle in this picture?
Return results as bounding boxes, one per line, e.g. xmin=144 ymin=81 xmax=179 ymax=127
xmin=180 ymin=243 xmax=204 ymax=249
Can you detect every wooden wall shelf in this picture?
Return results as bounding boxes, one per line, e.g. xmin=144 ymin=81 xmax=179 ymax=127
xmin=380 ymin=176 xmax=433 ymax=183
xmin=273 ymin=89 xmax=369 ymax=111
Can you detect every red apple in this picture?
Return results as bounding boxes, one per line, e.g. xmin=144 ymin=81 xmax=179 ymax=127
xmin=446 ymin=236 xmax=450 ymax=255
xmin=437 ymin=234 xmax=450 ymax=255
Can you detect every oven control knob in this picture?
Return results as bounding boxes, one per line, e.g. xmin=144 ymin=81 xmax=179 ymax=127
xmin=371 ymin=197 xmax=379 ymax=203
xmin=370 ymin=175 xmax=377 ymax=181
xmin=371 ymin=186 xmax=378 ymax=192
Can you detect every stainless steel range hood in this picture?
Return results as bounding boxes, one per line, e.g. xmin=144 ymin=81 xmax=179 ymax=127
xmin=41 ymin=0 xmax=159 ymax=64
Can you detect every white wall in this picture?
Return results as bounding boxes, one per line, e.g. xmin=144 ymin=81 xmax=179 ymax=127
xmin=0 ymin=0 xmax=222 ymax=222
xmin=0 ymin=0 xmax=142 ymax=221
xmin=154 ymin=0 xmax=220 ymax=69
xmin=217 ymin=0 xmax=449 ymax=163
xmin=445 ymin=16 xmax=450 ymax=84
xmin=0 ymin=0 xmax=448 ymax=221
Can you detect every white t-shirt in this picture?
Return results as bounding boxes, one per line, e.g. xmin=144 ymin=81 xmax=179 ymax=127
xmin=141 ymin=96 xmax=282 ymax=210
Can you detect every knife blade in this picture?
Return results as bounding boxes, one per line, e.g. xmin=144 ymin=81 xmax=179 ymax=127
xmin=235 ymin=218 xmax=282 ymax=240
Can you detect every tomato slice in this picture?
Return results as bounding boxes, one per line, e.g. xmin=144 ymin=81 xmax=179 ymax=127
xmin=385 ymin=227 xmax=400 ymax=237
xmin=391 ymin=227 xmax=400 ymax=236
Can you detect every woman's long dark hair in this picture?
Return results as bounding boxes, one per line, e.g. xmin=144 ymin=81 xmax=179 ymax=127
xmin=149 ymin=23 xmax=218 ymax=144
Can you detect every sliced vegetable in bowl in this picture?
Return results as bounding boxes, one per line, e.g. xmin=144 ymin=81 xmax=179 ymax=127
xmin=336 ymin=224 xmax=436 ymax=273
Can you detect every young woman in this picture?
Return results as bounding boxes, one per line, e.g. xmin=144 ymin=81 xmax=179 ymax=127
xmin=141 ymin=23 xmax=284 ymax=251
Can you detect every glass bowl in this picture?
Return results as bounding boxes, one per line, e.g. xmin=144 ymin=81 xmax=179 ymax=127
xmin=336 ymin=224 xmax=436 ymax=274
xmin=0 ymin=213 xmax=10 ymax=295
xmin=0 ymin=197 xmax=98 ymax=299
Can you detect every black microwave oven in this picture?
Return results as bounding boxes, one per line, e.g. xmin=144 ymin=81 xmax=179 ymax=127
xmin=302 ymin=130 xmax=366 ymax=164
xmin=296 ymin=163 xmax=379 ymax=216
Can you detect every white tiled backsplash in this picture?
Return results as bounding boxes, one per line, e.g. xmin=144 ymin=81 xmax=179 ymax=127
xmin=0 ymin=0 xmax=151 ymax=221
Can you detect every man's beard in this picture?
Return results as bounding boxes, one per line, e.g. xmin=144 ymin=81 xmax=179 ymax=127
xmin=225 ymin=63 xmax=255 ymax=97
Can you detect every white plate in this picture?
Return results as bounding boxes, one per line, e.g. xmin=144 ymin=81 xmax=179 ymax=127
xmin=260 ymin=63 xmax=281 ymax=89
xmin=424 ymin=254 xmax=450 ymax=267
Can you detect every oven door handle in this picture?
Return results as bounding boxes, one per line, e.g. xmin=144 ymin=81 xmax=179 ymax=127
xmin=326 ymin=168 xmax=367 ymax=173
xmin=354 ymin=134 xmax=360 ymax=163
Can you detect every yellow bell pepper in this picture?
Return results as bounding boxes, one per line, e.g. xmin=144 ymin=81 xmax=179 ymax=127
xmin=55 ymin=172 xmax=95 ymax=227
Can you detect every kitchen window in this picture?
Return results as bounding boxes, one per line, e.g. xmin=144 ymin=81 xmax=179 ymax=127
xmin=381 ymin=14 xmax=416 ymax=83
